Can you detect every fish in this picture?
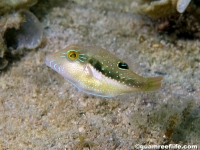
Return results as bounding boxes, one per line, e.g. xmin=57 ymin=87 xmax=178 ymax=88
xmin=45 ymin=44 xmax=163 ymax=97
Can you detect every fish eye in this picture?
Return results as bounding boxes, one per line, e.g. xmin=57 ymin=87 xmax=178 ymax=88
xmin=67 ymin=50 xmax=79 ymax=61
xmin=118 ymin=62 xmax=129 ymax=70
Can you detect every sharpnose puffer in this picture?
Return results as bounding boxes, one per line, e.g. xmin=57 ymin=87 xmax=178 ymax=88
xmin=45 ymin=44 xmax=163 ymax=97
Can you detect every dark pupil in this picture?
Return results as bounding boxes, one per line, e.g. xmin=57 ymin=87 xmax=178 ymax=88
xmin=70 ymin=53 xmax=76 ymax=58
xmin=118 ymin=62 xmax=129 ymax=69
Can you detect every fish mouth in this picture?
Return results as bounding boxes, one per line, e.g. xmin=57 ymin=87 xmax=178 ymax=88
xmin=45 ymin=54 xmax=63 ymax=74
xmin=45 ymin=54 xmax=54 ymax=68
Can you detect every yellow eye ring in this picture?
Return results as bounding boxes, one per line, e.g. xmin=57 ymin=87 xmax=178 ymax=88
xmin=67 ymin=50 xmax=79 ymax=61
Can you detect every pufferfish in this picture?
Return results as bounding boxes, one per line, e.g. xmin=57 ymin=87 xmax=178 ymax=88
xmin=45 ymin=44 xmax=163 ymax=97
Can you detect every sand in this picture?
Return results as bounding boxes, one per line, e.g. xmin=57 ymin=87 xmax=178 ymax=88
xmin=0 ymin=0 xmax=199 ymax=149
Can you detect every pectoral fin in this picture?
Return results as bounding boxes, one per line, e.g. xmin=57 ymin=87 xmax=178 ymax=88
xmin=83 ymin=65 xmax=103 ymax=80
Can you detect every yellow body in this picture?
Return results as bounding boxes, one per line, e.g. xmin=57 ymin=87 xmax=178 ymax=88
xmin=45 ymin=44 xmax=163 ymax=97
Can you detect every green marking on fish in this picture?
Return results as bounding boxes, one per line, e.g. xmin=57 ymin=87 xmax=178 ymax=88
xmin=45 ymin=44 xmax=163 ymax=97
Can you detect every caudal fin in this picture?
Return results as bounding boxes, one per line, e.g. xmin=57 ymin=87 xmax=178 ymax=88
xmin=142 ymin=76 xmax=163 ymax=91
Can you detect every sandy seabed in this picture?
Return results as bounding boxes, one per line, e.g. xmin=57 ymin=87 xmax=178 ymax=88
xmin=0 ymin=0 xmax=200 ymax=149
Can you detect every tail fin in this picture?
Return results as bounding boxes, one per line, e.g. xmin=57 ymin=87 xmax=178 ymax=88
xmin=142 ymin=76 xmax=163 ymax=91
